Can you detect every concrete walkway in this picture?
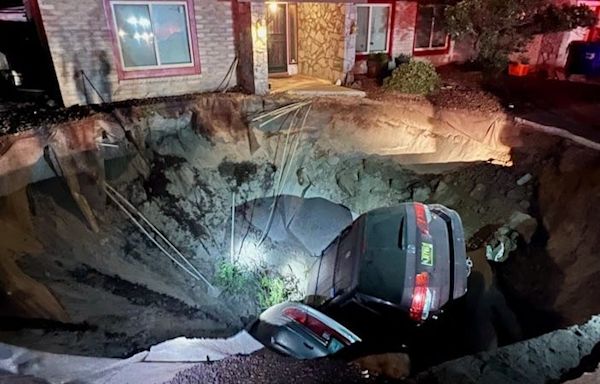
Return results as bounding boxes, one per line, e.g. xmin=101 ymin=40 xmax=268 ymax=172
xmin=269 ymin=75 xmax=365 ymax=97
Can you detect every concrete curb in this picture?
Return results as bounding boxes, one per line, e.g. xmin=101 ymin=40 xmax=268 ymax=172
xmin=515 ymin=117 xmax=600 ymax=152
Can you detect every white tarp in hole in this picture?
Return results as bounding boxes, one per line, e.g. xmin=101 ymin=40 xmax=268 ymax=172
xmin=145 ymin=331 xmax=264 ymax=362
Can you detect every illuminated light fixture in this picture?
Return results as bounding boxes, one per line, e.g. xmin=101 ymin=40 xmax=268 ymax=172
xmin=138 ymin=17 xmax=151 ymax=28
xmin=118 ymin=29 xmax=126 ymax=37
xmin=255 ymin=18 xmax=267 ymax=41
xmin=268 ymin=2 xmax=278 ymax=13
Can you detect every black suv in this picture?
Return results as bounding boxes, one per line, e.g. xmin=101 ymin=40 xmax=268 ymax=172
xmin=305 ymin=203 xmax=470 ymax=322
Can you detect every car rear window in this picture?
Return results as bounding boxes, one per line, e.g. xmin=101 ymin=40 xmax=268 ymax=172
xmin=358 ymin=208 xmax=408 ymax=304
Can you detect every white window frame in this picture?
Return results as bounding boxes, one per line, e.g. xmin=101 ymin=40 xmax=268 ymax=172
xmin=413 ymin=4 xmax=450 ymax=52
xmin=109 ymin=0 xmax=196 ymax=71
xmin=355 ymin=4 xmax=392 ymax=55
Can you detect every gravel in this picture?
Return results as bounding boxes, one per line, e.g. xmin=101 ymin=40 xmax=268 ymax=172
xmin=166 ymin=350 xmax=378 ymax=384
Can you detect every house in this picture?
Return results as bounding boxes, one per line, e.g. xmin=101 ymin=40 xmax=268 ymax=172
xmin=1 ymin=0 xmax=599 ymax=107
xmin=521 ymin=1 xmax=600 ymax=73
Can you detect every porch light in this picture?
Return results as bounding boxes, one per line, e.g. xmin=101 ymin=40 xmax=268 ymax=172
xmin=255 ymin=18 xmax=267 ymax=42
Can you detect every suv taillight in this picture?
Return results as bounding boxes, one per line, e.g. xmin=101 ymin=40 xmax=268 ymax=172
xmin=410 ymin=272 xmax=432 ymax=322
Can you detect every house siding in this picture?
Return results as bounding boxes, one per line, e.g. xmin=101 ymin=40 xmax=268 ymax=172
xmin=37 ymin=0 xmax=237 ymax=106
xmin=513 ymin=0 xmax=600 ymax=70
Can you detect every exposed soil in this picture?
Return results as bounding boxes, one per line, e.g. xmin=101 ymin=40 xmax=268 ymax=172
xmin=0 ymin=93 xmax=598 ymax=384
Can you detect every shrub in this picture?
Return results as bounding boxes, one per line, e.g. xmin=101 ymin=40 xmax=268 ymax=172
xmin=216 ymin=260 xmax=301 ymax=309
xmin=367 ymin=52 xmax=390 ymax=65
xmin=444 ymin=0 xmax=598 ymax=72
xmin=394 ymin=54 xmax=411 ymax=67
xmin=215 ymin=260 xmax=251 ymax=293
xmin=256 ymin=270 xmax=300 ymax=310
xmin=383 ymin=60 xmax=441 ymax=95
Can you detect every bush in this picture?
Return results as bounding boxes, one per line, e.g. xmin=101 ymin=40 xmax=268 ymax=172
xmin=256 ymin=270 xmax=300 ymax=310
xmin=383 ymin=60 xmax=441 ymax=95
xmin=394 ymin=54 xmax=411 ymax=67
xmin=444 ymin=0 xmax=598 ymax=72
xmin=215 ymin=260 xmax=300 ymax=309
xmin=215 ymin=260 xmax=251 ymax=293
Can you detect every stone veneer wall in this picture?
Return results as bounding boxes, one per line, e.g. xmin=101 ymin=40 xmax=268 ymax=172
xmin=297 ymin=3 xmax=352 ymax=83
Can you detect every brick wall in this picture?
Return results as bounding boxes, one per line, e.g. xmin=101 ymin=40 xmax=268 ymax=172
xmin=391 ymin=0 xmax=416 ymax=59
xmin=391 ymin=0 xmax=474 ymax=66
xmin=38 ymin=0 xmax=237 ymax=106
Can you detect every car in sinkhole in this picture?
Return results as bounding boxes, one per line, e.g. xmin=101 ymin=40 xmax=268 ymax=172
xmin=248 ymin=301 xmax=362 ymax=359
xmin=304 ymin=202 xmax=471 ymax=322
xmin=248 ymin=203 xmax=470 ymax=359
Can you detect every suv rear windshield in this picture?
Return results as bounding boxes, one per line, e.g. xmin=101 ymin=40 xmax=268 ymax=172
xmin=358 ymin=208 xmax=408 ymax=304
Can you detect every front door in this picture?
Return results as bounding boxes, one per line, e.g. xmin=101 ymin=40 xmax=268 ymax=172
xmin=267 ymin=3 xmax=287 ymax=73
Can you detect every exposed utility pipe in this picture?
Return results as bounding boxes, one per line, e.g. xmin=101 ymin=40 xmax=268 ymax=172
xmin=278 ymin=104 xmax=312 ymax=197
xmin=256 ymin=107 xmax=301 ymax=247
xmin=80 ymin=70 xmax=149 ymax=168
xmin=216 ymin=55 xmax=238 ymax=93
xmin=230 ymin=190 xmax=236 ymax=264
xmin=251 ymin=100 xmax=312 ymax=128
xmin=515 ymin=117 xmax=600 ymax=152
xmin=104 ymin=183 xmax=218 ymax=295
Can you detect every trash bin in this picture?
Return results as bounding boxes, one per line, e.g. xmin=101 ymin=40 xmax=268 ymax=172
xmin=566 ymin=41 xmax=600 ymax=77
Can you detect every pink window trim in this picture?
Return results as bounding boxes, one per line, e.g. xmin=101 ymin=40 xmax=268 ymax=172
xmin=103 ymin=0 xmax=201 ymax=80
xmin=412 ymin=4 xmax=450 ymax=56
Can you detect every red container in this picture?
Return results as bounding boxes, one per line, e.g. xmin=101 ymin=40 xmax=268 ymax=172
xmin=509 ymin=62 xmax=530 ymax=77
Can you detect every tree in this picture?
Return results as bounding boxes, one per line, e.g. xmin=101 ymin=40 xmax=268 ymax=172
xmin=444 ymin=0 xmax=598 ymax=71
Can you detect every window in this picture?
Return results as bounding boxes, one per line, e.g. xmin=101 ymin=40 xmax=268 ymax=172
xmin=414 ymin=4 xmax=449 ymax=53
xmin=356 ymin=4 xmax=391 ymax=54
xmin=106 ymin=0 xmax=200 ymax=79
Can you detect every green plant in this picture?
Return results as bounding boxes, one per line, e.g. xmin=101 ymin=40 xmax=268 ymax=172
xmin=444 ymin=0 xmax=597 ymax=72
xmin=256 ymin=269 xmax=300 ymax=309
xmin=215 ymin=260 xmax=251 ymax=293
xmin=367 ymin=52 xmax=389 ymax=64
xmin=394 ymin=54 xmax=411 ymax=66
xmin=383 ymin=60 xmax=441 ymax=94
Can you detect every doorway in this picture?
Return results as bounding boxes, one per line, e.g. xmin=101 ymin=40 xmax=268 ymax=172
xmin=267 ymin=3 xmax=288 ymax=74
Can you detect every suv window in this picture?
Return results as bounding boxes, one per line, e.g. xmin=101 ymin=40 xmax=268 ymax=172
xmin=334 ymin=224 xmax=357 ymax=295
